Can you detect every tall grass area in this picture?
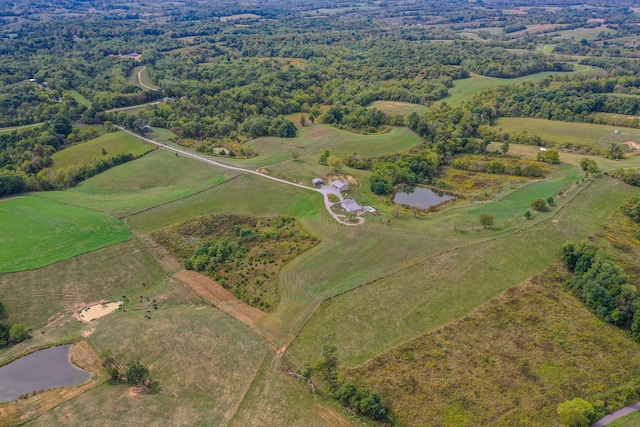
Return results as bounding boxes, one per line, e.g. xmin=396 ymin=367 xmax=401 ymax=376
xmin=346 ymin=268 xmax=640 ymax=426
xmin=289 ymin=177 xmax=640 ymax=366
xmin=495 ymin=117 xmax=640 ymax=153
xmin=68 ymin=90 xmax=92 ymax=107
xmin=0 ymin=196 xmax=130 ymax=273
xmin=0 ymin=237 xmax=165 ymax=328
xmin=51 ymin=131 xmax=155 ymax=170
xmin=41 ymin=150 xmax=236 ymax=217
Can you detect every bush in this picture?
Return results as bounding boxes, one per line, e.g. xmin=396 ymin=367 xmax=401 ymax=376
xmin=557 ymin=398 xmax=595 ymax=427
xmin=531 ymin=198 xmax=550 ymax=212
xmin=9 ymin=324 xmax=28 ymax=343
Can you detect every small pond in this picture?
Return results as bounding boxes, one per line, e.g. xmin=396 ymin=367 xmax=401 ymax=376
xmin=0 ymin=345 xmax=92 ymax=402
xmin=393 ymin=187 xmax=455 ymax=208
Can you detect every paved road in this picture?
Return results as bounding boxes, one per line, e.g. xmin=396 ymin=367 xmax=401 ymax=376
xmin=116 ymin=126 xmax=360 ymax=226
xmin=592 ymin=402 xmax=640 ymax=427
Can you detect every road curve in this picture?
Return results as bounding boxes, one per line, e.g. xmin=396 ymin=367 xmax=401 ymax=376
xmin=115 ymin=126 xmax=360 ymax=226
xmin=137 ymin=66 xmax=159 ymax=91
xmin=591 ymin=402 xmax=640 ymax=427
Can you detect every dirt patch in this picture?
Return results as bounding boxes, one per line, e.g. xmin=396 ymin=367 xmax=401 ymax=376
xmin=70 ymin=340 xmax=102 ymax=374
xmin=174 ymin=270 xmax=265 ymax=331
xmin=77 ymin=301 xmax=123 ymax=322
xmin=623 ymin=141 xmax=640 ymax=150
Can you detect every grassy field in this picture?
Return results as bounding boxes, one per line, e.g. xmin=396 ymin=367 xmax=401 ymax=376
xmin=0 ymin=196 xmax=130 ymax=273
xmin=0 ymin=236 xmax=165 ymax=328
xmin=609 ymin=411 xmax=640 ymax=427
xmin=345 ymin=266 xmax=640 ymax=426
xmin=41 ymin=150 xmax=236 ymax=217
xmin=0 ymin=123 xmax=44 ymax=133
xmin=127 ymin=66 xmax=159 ymax=91
xmin=289 ymin=176 xmax=640 ymax=367
xmin=495 ymin=117 xmax=640 ymax=154
xmin=68 ymin=90 xmax=91 ymax=107
xmin=550 ymin=26 xmax=617 ymax=41
xmin=51 ymin=131 xmax=155 ymax=170
xmin=442 ymin=64 xmax=601 ymax=107
xmin=367 ymin=101 xmax=429 ymax=116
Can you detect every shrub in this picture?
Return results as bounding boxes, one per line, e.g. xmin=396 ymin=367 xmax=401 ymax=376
xmin=557 ymin=398 xmax=595 ymax=427
xmin=531 ymin=198 xmax=550 ymax=212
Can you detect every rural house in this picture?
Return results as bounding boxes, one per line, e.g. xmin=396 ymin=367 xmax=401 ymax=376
xmin=341 ymin=199 xmax=363 ymax=213
xmin=332 ymin=180 xmax=349 ymax=192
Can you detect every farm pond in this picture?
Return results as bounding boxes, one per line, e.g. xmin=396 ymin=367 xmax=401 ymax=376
xmin=0 ymin=345 xmax=91 ymax=401
xmin=393 ymin=187 xmax=455 ymax=208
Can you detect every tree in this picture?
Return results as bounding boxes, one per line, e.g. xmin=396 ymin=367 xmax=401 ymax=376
xmin=480 ymin=214 xmax=494 ymax=229
xmin=327 ymin=155 xmax=342 ymax=173
xmin=0 ymin=301 xmax=6 ymax=319
xmin=278 ymin=119 xmax=297 ymax=138
xmin=291 ymin=151 xmax=301 ymax=160
xmin=524 ymin=210 xmax=532 ymax=219
xmin=547 ymin=196 xmax=554 ymax=206
xmin=531 ymin=198 xmax=550 ymax=212
xmin=580 ymin=158 xmax=599 ymax=174
xmin=318 ymin=150 xmax=330 ymax=165
xmin=557 ymin=398 xmax=595 ymax=427
xmin=501 ymin=140 xmax=510 ymax=155
xmin=299 ymin=115 xmax=307 ymax=127
xmin=9 ymin=324 xmax=28 ymax=343
xmin=0 ymin=323 xmax=9 ymax=347
xmin=607 ymin=143 xmax=625 ymax=160
xmin=125 ymin=359 xmax=150 ymax=387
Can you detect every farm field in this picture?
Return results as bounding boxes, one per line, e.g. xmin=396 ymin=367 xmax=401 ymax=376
xmin=550 ymin=26 xmax=617 ymax=41
xmin=0 ymin=122 xmax=43 ymax=133
xmin=0 ymin=196 xmax=130 ymax=273
xmin=41 ymin=149 xmax=236 ymax=217
xmin=238 ymin=125 xmax=421 ymax=168
xmin=441 ymin=64 xmax=601 ymax=107
xmin=289 ymin=175 xmax=639 ymax=366
xmin=609 ymin=410 xmax=640 ymax=427
xmin=51 ymin=131 xmax=155 ymax=170
xmin=367 ymin=101 xmax=429 ymax=116
xmin=495 ymin=117 xmax=640 ymax=153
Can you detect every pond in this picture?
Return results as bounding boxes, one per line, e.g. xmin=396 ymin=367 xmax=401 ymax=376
xmin=393 ymin=187 xmax=455 ymax=208
xmin=0 ymin=345 xmax=92 ymax=402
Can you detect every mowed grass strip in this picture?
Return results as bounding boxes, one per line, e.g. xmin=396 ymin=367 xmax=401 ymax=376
xmin=495 ymin=117 xmax=640 ymax=153
xmin=42 ymin=149 xmax=235 ymax=217
xmin=367 ymin=101 xmax=428 ymax=116
xmin=609 ymin=411 xmax=640 ymax=427
xmin=289 ymin=177 xmax=640 ymax=367
xmin=29 ymin=305 xmax=270 ymax=427
xmin=0 ymin=236 xmax=165 ymax=329
xmin=0 ymin=196 xmax=129 ymax=273
xmin=51 ymin=131 xmax=155 ymax=170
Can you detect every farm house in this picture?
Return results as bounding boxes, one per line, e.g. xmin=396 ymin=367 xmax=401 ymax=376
xmin=332 ymin=180 xmax=349 ymax=192
xmin=341 ymin=199 xmax=363 ymax=213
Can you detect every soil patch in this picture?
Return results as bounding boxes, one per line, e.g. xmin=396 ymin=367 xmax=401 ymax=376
xmin=77 ymin=301 xmax=123 ymax=322
xmin=623 ymin=141 xmax=640 ymax=150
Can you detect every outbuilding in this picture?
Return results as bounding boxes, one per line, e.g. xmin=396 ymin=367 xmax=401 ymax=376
xmin=341 ymin=199 xmax=363 ymax=213
xmin=332 ymin=180 xmax=349 ymax=192
xmin=312 ymin=178 xmax=324 ymax=186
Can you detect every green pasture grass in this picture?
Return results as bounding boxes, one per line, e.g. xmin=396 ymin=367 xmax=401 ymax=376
xmin=0 ymin=236 xmax=165 ymax=329
xmin=345 ymin=267 xmax=640 ymax=426
xmin=105 ymin=102 xmax=160 ymax=115
xmin=488 ymin=142 xmax=640 ymax=172
xmin=51 ymin=131 xmax=155 ymax=170
xmin=0 ymin=196 xmax=130 ymax=273
xmin=68 ymin=90 xmax=91 ymax=107
xmin=40 ymin=149 xmax=234 ymax=217
xmin=367 ymin=101 xmax=428 ymax=116
xmin=551 ymin=26 xmax=617 ymax=41
xmin=289 ymin=176 xmax=640 ymax=367
xmin=30 ymin=304 xmax=270 ymax=427
xmin=495 ymin=117 xmax=640 ymax=154
xmin=239 ymin=125 xmax=421 ymax=168
xmin=609 ymin=410 xmax=640 ymax=427
xmin=146 ymin=127 xmax=177 ymax=145
xmin=126 ymin=65 xmax=158 ymax=91
xmin=127 ymin=65 xmax=145 ymax=86
xmin=0 ymin=123 xmax=44 ymax=133
xmin=442 ymin=64 xmax=601 ymax=107
xmin=139 ymin=67 xmax=159 ymax=90
xmin=126 ymin=173 xmax=320 ymax=234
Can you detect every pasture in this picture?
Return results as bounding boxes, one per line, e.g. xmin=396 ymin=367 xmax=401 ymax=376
xmin=41 ymin=149 xmax=236 ymax=217
xmin=609 ymin=411 xmax=640 ymax=427
xmin=69 ymin=90 xmax=91 ymax=107
xmin=495 ymin=117 xmax=640 ymax=153
xmin=0 ymin=196 xmax=130 ymax=273
xmin=289 ymin=175 xmax=639 ymax=366
xmin=550 ymin=26 xmax=617 ymax=41
xmin=127 ymin=66 xmax=159 ymax=91
xmin=367 ymin=101 xmax=428 ymax=116
xmin=51 ymin=131 xmax=155 ymax=170
xmin=442 ymin=64 xmax=601 ymax=107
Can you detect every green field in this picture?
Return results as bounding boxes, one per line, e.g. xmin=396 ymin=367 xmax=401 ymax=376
xmin=127 ymin=65 xmax=159 ymax=91
xmin=42 ymin=150 xmax=236 ymax=217
xmin=0 ymin=196 xmax=130 ymax=273
xmin=495 ymin=117 xmax=640 ymax=153
xmin=69 ymin=90 xmax=92 ymax=107
xmin=368 ymin=101 xmax=429 ymax=116
xmin=550 ymin=26 xmax=617 ymax=41
xmin=51 ymin=131 xmax=155 ymax=170
xmin=442 ymin=64 xmax=602 ymax=107
xmin=0 ymin=123 xmax=44 ymax=133
xmin=609 ymin=410 xmax=640 ymax=427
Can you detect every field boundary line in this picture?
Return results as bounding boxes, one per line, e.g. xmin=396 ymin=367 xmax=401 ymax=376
xmin=122 ymin=174 xmax=242 ymax=220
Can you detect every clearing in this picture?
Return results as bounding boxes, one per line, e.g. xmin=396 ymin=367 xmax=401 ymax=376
xmin=367 ymin=101 xmax=428 ymax=116
xmin=0 ymin=196 xmax=130 ymax=273
xmin=51 ymin=131 xmax=155 ymax=170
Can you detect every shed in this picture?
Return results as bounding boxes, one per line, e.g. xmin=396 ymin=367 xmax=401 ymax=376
xmin=142 ymin=125 xmax=153 ymax=133
xmin=341 ymin=199 xmax=363 ymax=213
xmin=312 ymin=178 xmax=324 ymax=186
xmin=332 ymin=180 xmax=349 ymax=192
